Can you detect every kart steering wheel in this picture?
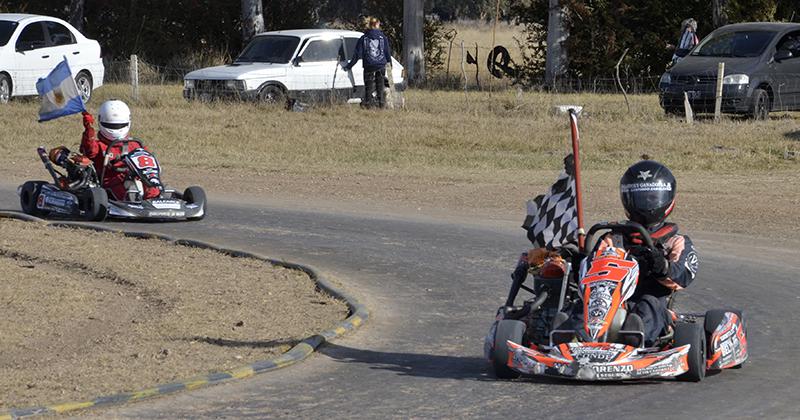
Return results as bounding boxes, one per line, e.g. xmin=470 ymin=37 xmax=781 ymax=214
xmin=584 ymin=221 xmax=663 ymax=278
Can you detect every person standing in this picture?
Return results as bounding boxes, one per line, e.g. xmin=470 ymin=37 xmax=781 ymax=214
xmin=670 ymin=18 xmax=699 ymax=65
xmin=343 ymin=17 xmax=393 ymax=109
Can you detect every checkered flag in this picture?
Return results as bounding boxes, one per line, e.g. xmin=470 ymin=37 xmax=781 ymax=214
xmin=522 ymin=154 xmax=578 ymax=249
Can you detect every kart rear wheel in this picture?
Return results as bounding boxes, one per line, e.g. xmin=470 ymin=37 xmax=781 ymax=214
xmin=84 ymin=187 xmax=108 ymax=221
xmin=704 ymin=309 xmax=746 ymax=368
xmin=183 ymin=186 xmax=207 ymax=220
xmin=674 ymin=322 xmax=706 ymax=382
xmin=492 ymin=319 xmax=526 ymax=379
xmin=19 ymin=181 xmax=49 ymax=218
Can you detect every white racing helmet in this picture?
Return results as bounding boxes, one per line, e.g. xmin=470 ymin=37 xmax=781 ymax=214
xmin=97 ymin=100 xmax=131 ymax=140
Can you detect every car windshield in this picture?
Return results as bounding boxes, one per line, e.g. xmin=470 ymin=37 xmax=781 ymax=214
xmin=691 ymin=30 xmax=776 ymax=58
xmin=235 ymin=35 xmax=300 ymax=63
xmin=0 ymin=20 xmax=19 ymax=47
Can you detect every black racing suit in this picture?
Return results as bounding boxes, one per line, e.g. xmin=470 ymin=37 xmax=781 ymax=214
xmin=596 ymin=222 xmax=699 ymax=345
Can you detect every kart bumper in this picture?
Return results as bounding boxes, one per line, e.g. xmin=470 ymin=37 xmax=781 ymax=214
xmin=108 ymin=199 xmax=204 ymax=220
xmin=506 ymin=341 xmax=690 ymax=381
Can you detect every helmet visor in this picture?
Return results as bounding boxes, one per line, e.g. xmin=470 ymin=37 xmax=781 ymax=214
xmin=101 ymin=121 xmax=129 ymax=130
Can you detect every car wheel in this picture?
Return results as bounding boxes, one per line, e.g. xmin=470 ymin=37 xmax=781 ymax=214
xmin=19 ymin=181 xmax=49 ymax=218
xmin=674 ymin=322 xmax=706 ymax=382
xmin=0 ymin=73 xmax=11 ymax=104
xmin=258 ymin=85 xmax=286 ymax=106
xmin=704 ymin=309 xmax=746 ymax=369
xmin=492 ymin=319 xmax=525 ymax=379
xmin=750 ymin=88 xmax=769 ymax=120
xmin=84 ymin=187 xmax=108 ymax=221
xmin=183 ymin=186 xmax=207 ymax=220
xmin=75 ymin=71 xmax=93 ymax=103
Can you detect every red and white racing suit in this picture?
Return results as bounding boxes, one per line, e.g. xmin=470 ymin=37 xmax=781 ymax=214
xmin=80 ymin=112 xmax=160 ymax=201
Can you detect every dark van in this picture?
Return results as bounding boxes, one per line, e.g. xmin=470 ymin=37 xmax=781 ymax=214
xmin=659 ymin=22 xmax=800 ymax=119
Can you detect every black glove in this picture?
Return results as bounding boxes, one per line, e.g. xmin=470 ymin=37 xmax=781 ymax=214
xmin=630 ymin=247 xmax=669 ymax=279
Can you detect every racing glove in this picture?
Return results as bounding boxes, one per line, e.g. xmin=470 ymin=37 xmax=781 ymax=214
xmin=649 ymin=250 xmax=670 ymax=279
xmin=82 ymin=111 xmax=95 ymax=129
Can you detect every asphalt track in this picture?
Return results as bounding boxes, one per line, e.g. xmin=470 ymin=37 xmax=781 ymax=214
xmin=1 ymin=187 xmax=799 ymax=419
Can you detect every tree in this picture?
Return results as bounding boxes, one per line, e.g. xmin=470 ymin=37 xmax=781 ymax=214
xmin=241 ymin=0 xmax=265 ymax=43
xmin=544 ymin=0 xmax=566 ymax=88
xmin=68 ymin=0 xmax=85 ymax=32
xmin=403 ymin=0 xmax=425 ymax=85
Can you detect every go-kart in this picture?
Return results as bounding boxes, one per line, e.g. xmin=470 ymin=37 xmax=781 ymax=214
xmin=18 ymin=140 xmax=206 ymax=221
xmin=485 ymin=221 xmax=748 ymax=381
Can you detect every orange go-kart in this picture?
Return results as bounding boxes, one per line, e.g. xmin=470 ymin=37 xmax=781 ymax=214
xmin=485 ymin=221 xmax=747 ymax=381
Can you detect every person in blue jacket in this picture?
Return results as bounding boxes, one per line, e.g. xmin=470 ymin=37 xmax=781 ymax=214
xmin=343 ymin=17 xmax=392 ymax=109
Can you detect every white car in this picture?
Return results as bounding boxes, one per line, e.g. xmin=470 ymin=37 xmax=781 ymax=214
xmin=183 ymin=29 xmax=405 ymax=104
xmin=0 ymin=13 xmax=104 ymax=104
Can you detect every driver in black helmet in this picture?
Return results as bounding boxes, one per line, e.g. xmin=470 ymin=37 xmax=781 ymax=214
xmin=595 ymin=160 xmax=699 ymax=346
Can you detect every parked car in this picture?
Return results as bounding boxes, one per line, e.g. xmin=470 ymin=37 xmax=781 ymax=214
xmin=659 ymin=22 xmax=800 ymax=119
xmin=183 ymin=29 xmax=405 ymax=104
xmin=0 ymin=13 xmax=104 ymax=104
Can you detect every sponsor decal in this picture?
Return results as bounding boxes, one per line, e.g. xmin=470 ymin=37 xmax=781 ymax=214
xmin=620 ymin=181 xmax=672 ymax=193
xmin=593 ymin=364 xmax=633 ymax=374
xmin=685 ymin=251 xmax=699 ymax=278
xmin=149 ymin=210 xmax=185 ymax=218
xmin=151 ymin=200 xmax=182 ymax=210
xmin=637 ymin=170 xmax=653 ymax=180
xmin=569 ymin=347 xmax=621 ymax=363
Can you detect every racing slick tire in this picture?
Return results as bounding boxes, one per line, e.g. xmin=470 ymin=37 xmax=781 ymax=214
xmin=84 ymin=187 xmax=108 ymax=222
xmin=492 ymin=319 xmax=526 ymax=379
xmin=183 ymin=186 xmax=207 ymax=220
xmin=674 ymin=322 xmax=706 ymax=382
xmin=19 ymin=181 xmax=49 ymax=218
xmin=704 ymin=309 xmax=746 ymax=369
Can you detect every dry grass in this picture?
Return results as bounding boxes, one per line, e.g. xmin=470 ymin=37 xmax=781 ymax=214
xmin=1 ymin=84 xmax=797 ymax=184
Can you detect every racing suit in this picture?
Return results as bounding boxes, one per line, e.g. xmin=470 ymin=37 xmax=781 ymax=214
xmin=80 ymin=112 xmax=160 ymax=201
xmin=596 ymin=222 xmax=699 ymax=346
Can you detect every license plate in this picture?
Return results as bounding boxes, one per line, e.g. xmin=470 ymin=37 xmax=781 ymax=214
xmin=686 ymin=90 xmax=701 ymax=100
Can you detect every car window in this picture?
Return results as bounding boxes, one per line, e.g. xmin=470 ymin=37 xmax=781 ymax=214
xmin=15 ymin=22 xmax=47 ymax=51
xmin=692 ymin=30 xmax=776 ymax=58
xmin=235 ymin=35 xmax=300 ymax=64
xmin=301 ymin=39 xmax=342 ymax=62
xmin=44 ymin=21 xmax=75 ymax=46
xmin=0 ymin=20 xmax=18 ymax=47
xmin=776 ymin=31 xmax=800 ymax=56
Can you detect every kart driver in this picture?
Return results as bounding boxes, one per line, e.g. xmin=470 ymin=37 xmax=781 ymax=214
xmin=79 ymin=100 xmax=160 ymax=201
xmin=596 ymin=160 xmax=699 ymax=346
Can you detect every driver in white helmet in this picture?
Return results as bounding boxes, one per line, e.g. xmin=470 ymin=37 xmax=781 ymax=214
xmin=80 ymin=100 xmax=160 ymax=201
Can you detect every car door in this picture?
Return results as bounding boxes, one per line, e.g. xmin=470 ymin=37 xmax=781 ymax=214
xmin=295 ymin=37 xmax=352 ymax=98
xmin=770 ymin=30 xmax=800 ymax=110
xmin=13 ymin=21 xmax=57 ymax=95
xmin=343 ymin=36 xmax=364 ymax=95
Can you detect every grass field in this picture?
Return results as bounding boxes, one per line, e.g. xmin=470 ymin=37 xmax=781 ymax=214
xmin=1 ymin=84 xmax=797 ymax=178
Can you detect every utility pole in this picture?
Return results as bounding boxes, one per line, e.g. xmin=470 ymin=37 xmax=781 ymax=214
xmin=68 ymin=0 xmax=85 ymax=32
xmin=403 ymin=0 xmax=425 ymax=86
xmin=545 ymin=0 xmax=567 ymax=90
xmin=241 ymin=0 xmax=265 ymax=43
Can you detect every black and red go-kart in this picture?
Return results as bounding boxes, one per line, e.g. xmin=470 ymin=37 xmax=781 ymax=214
xmin=18 ymin=140 xmax=206 ymax=221
xmin=484 ymin=221 xmax=748 ymax=381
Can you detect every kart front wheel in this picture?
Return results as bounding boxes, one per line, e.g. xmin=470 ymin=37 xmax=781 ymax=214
xmin=674 ymin=322 xmax=706 ymax=382
xmin=19 ymin=181 xmax=49 ymax=218
xmin=492 ymin=319 xmax=526 ymax=379
xmin=84 ymin=187 xmax=108 ymax=221
xmin=183 ymin=186 xmax=207 ymax=220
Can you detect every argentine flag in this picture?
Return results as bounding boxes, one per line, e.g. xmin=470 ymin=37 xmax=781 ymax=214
xmin=36 ymin=57 xmax=85 ymax=122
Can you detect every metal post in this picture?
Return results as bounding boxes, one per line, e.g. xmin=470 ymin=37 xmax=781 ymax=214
xmin=130 ymin=54 xmax=139 ymax=101
xmin=715 ymin=62 xmax=725 ymax=121
xmin=568 ymin=109 xmax=585 ymax=251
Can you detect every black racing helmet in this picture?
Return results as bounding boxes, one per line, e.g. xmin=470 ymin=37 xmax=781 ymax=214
xmin=620 ymin=160 xmax=676 ymax=228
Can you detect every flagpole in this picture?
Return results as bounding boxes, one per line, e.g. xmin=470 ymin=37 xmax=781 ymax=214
xmin=568 ymin=109 xmax=586 ymax=251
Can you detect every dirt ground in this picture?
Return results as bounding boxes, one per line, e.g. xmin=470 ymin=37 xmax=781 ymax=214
xmin=0 ymin=219 xmax=348 ymax=410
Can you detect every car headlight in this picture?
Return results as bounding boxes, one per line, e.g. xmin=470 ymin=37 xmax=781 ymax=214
xmin=184 ymin=79 xmax=194 ymax=89
xmin=659 ymin=73 xmax=671 ymax=85
xmin=722 ymin=74 xmax=749 ymax=85
xmin=225 ymin=80 xmax=245 ymax=90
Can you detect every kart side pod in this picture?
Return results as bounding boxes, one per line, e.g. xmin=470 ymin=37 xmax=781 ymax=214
xmin=705 ymin=310 xmax=748 ymax=370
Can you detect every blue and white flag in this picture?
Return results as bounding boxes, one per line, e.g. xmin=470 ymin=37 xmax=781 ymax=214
xmin=36 ymin=57 xmax=85 ymax=122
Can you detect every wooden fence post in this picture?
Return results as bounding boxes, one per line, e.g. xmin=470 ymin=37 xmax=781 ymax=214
xmin=130 ymin=54 xmax=139 ymax=101
xmin=715 ymin=62 xmax=725 ymax=121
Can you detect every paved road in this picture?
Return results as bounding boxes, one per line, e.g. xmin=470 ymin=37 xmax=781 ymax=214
xmin=2 ymin=187 xmax=799 ymax=418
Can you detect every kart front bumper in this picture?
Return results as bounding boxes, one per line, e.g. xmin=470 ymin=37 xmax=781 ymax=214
xmin=506 ymin=341 xmax=690 ymax=381
xmin=108 ymin=199 xmax=204 ymax=220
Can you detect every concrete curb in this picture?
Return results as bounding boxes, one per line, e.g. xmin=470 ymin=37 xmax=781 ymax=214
xmin=0 ymin=211 xmax=369 ymax=419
